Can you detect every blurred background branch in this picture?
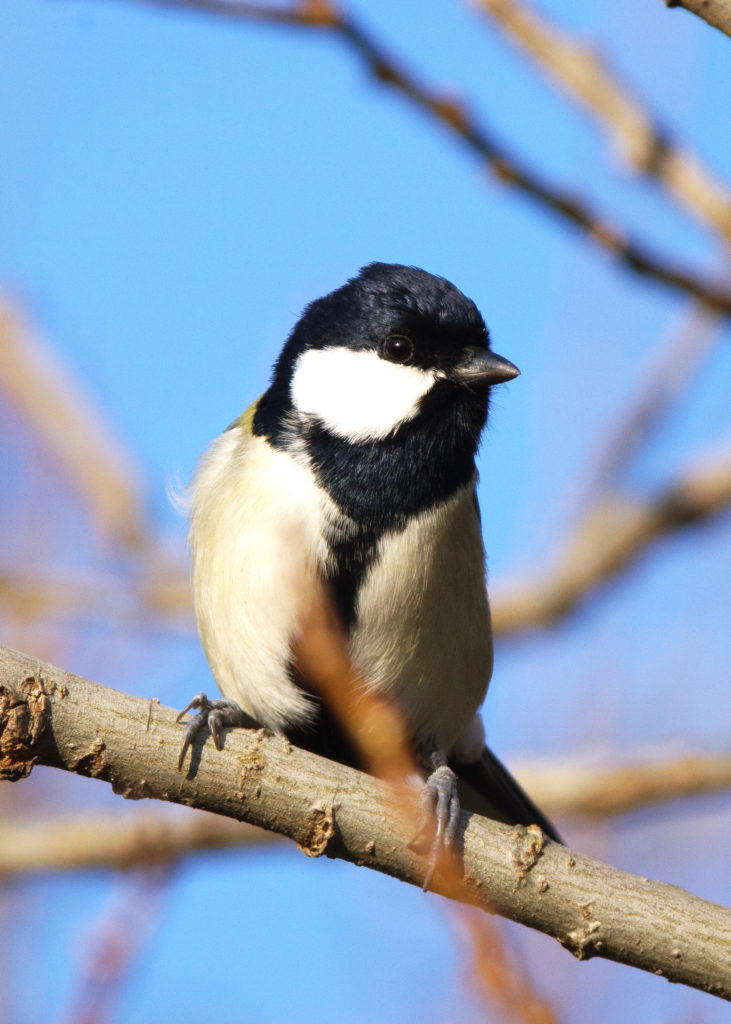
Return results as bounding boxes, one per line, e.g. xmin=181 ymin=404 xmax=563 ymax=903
xmin=492 ymin=441 xmax=731 ymax=635
xmin=121 ymin=0 xmax=731 ymax=312
xmin=0 ymin=301 xmax=147 ymax=551
xmin=472 ymin=0 xmax=731 ymax=242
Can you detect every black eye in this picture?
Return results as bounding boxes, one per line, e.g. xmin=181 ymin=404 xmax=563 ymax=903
xmin=382 ymin=335 xmax=414 ymax=364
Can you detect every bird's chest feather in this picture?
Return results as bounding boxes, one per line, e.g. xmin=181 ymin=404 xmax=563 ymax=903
xmin=192 ymin=426 xmax=491 ymax=750
xmin=296 ymin=420 xmax=493 ymax=750
xmin=343 ymin=485 xmax=493 ymax=752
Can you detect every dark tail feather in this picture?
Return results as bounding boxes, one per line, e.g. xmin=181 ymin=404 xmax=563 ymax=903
xmin=453 ymin=745 xmax=563 ymax=844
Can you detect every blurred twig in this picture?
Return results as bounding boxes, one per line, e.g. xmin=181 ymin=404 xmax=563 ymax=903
xmin=4 ymin=750 xmax=728 ymax=878
xmin=584 ymin=303 xmax=723 ymax=498
xmin=492 ymin=441 xmax=731 ymax=636
xmin=472 ymin=0 xmax=731 ymax=242
xmin=2 ymin=648 xmax=731 ymax=999
xmin=665 ymin=0 xmax=731 ymax=40
xmin=0 ymin=810 xmax=274 ymax=876
xmin=455 ymin=907 xmax=557 ymax=1024
xmin=289 ymin=577 xmax=557 ymax=1022
xmin=517 ymin=751 xmax=731 ymax=819
xmin=0 ymin=569 xmax=192 ymax=629
xmin=62 ymin=867 xmax=172 ymax=1024
xmin=7 ymin=438 xmax=731 ymax=639
xmin=0 ymin=302 xmax=147 ymax=550
xmin=117 ymin=0 xmax=731 ymax=313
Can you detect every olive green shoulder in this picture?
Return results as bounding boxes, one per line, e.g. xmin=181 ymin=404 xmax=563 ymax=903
xmin=226 ymin=397 xmax=261 ymax=435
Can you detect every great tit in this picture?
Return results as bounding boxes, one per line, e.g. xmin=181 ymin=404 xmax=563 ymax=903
xmin=180 ymin=262 xmax=561 ymax=866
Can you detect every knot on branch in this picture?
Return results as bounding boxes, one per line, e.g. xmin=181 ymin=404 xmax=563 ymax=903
xmin=561 ymin=900 xmax=605 ymax=960
xmin=562 ymin=914 xmax=605 ymax=961
xmin=298 ymin=804 xmax=337 ymax=858
xmin=510 ymin=823 xmax=546 ymax=881
xmin=0 ymin=677 xmax=49 ymax=781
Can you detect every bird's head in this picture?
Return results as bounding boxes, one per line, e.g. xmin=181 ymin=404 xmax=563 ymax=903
xmin=256 ymin=263 xmax=519 ymax=445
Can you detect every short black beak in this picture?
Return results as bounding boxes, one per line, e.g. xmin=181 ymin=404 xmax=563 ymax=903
xmin=452 ymin=347 xmax=521 ymax=386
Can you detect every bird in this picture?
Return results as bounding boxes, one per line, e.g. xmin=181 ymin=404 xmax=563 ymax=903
xmin=179 ymin=262 xmax=561 ymax=879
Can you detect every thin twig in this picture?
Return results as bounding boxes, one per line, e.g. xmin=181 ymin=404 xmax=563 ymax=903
xmin=0 ymin=809 xmax=274 ymax=876
xmin=0 ymin=302 xmax=147 ymax=550
xmin=492 ymin=441 xmax=731 ymax=637
xmin=1 ymin=646 xmax=731 ymax=1000
xmin=114 ymin=0 xmax=731 ymax=313
xmin=288 ymin=575 xmax=558 ymax=1022
xmin=472 ymin=0 xmax=731 ymax=242
xmin=584 ymin=303 xmax=723 ymax=498
xmin=5 ymin=438 xmax=731 ymax=639
xmin=664 ymin=0 xmax=731 ymax=40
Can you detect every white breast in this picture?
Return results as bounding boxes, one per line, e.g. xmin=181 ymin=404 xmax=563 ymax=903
xmin=349 ymin=483 xmax=493 ymax=755
xmin=190 ymin=426 xmax=492 ymax=755
xmin=189 ymin=427 xmax=332 ymax=731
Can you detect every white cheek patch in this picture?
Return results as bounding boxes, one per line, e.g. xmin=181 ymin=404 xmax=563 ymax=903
xmin=290 ymin=346 xmax=438 ymax=442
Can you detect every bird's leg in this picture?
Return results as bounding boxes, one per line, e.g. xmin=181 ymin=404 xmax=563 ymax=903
xmin=411 ymin=747 xmax=462 ymax=891
xmin=176 ymin=692 xmax=256 ymax=771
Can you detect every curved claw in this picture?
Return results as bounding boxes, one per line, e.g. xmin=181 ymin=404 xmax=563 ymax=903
xmin=176 ymin=692 xmax=209 ymax=724
xmin=417 ymin=764 xmax=461 ymax=892
xmin=176 ymin=693 xmax=250 ymax=770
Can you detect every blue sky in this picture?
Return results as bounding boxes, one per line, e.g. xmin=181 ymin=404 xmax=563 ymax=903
xmin=3 ymin=1 xmax=731 ymax=1022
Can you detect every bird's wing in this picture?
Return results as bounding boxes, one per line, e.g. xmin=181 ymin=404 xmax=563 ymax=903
xmin=452 ymin=745 xmax=563 ymax=843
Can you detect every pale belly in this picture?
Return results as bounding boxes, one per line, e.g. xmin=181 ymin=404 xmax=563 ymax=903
xmin=349 ymin=484 xmax=493 ymax=755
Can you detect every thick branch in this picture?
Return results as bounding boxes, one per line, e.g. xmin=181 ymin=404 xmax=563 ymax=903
xmin=115 ymin=0 xmax=731 ymax=314
xmin=665 ymin=0 xmax=731 ymax=39
xmin=3 ymin=749 xmax=730 ymax=877
xmin=1 ymin=646 xmax=730 ymax=999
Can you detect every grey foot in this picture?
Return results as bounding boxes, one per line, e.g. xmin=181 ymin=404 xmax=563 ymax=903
xmin=412 ymin=763 xmax=461 ymax=891
xmin=176 ymin=692 xmax=252 ymax=770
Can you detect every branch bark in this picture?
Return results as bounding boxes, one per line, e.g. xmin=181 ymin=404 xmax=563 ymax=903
xmin=3 ymin=748 xmax=730 ymax=878
xmin=665 ymin=0 xmax=731 ymax=40
xmin=1 ymin=645 xmax=730 ymax=1000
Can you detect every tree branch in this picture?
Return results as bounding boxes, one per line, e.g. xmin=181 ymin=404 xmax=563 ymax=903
xmin=0 ymin=809 xmax=276 ymax=876
xmin=517 ymin=751 xmax=731 ymax=818
xmin=665 ymin=0 xmax=731 ymax=40
xmin=0 ymin=301 xmax=148 ymax=550
xmin=1 ymin=645 xmax=730 ymax=999
xmin=472 ymin=0 xmax=731 ymax=242
xmin=114 ymin=0 xmax=731 ymax=314
xmin=3 ymin=748 xmax=729 ymax=878
xmin=6 ymin=440 xmax=731 ymax=640
xmin=582 ymin=304 xmax=723 ymax=499
xmin=492 ymin=441 xmax=731 ymax=636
